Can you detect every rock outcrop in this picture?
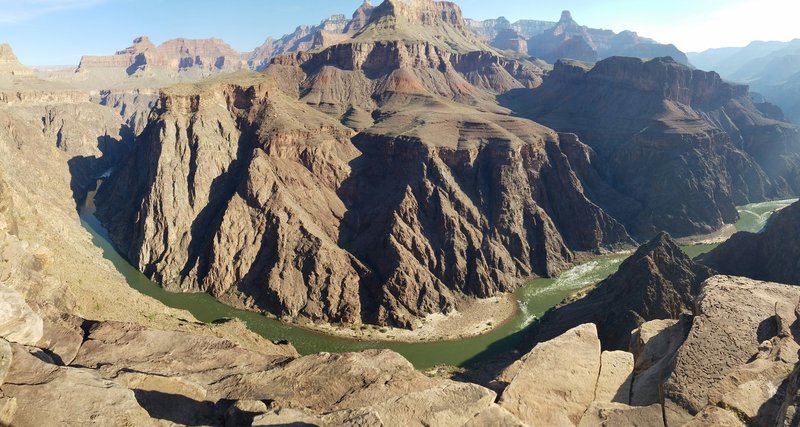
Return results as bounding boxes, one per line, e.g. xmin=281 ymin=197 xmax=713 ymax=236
xmin=497 ymin=276 xmax=800 ymax=427
xmin=499 ymin=324 xmax=603 ymax=425
xmin=0 ymin=286 xmax=43 ymax=346
xmin=0 ymin=44 xmax=33 ymax=78
xmin=527 ymin=10 xmax=689 ymax=65
xmin=506 ymin=56 xmax=800 ymax=240
xmin=698 ymin=200 xmax=800 ymax=285
xmin=664 ymin=276 xmax=800 ymax=425
xmin=529 ymin=233 xmax=715 ymax=350
xmin=2 ymin=316 xmax=511 ymax=426
xmin=629 ymin=318 xmax=691 ymax=406
xmin=496 ymin=323 xmax=660 ymax=426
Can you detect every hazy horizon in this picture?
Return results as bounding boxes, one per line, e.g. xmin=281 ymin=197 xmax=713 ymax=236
xmin=2 ymin=0 xmax=798 ymax=66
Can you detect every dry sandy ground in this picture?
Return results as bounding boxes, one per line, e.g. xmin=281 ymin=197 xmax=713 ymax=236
xmin=675 ymin=224 xmax=737 ymax=245
xmin=300 ymin=294 xmax=519 ymax=343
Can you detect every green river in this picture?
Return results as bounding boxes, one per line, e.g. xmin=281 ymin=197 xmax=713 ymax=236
xmin=79 ymin=197 xmax=797 ymax=369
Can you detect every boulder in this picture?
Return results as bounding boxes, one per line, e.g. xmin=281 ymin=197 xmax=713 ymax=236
xmin=1 ymin=344 xmax=153 ymax=426
xmin=682 ymin=406 xmax=745 ymax=427
xmin=0 ymin=396 xmax=16 ymax=427
xmin=0 ymin=285 xmax=43 ymax=345
xmin=35 ymin=313 xmax=84 ymax=365
xmin=664 ymin=276 xmax=800 ymax=420
xmin=595 ymin=351 xmax=634 ymax=404
xmin=327 ymin=382 xmax=498 ymax=426
xmin=499 ymin=323 xmax=601 ymax=425
xmin=629 ymin=318 xmax=690 ymax=406
xmin=464 ymin=405 xmax=526 ymax=427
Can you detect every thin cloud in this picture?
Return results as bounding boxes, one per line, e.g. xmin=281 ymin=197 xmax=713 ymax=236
xmin=0 ymin=0 xmax=111 ymax=24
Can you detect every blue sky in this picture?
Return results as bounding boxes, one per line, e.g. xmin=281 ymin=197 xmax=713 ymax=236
xmin=2 ymin=0 xmax=798 ymax=65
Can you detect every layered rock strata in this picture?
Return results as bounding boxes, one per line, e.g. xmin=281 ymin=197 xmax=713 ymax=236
xmin=95 ymin=75 xmax=633 ymax=327
xmin=507 ymin=56 xmax=800 ymax=240
xmin=95 ymin=0 xmax=636 ymax=327
xmin=78 ymin=36 xmax=245 ymax=75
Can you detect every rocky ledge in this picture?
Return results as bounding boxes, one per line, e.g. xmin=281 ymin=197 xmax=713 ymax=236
xmin=6 ymin=272 xmax=797 ymax=426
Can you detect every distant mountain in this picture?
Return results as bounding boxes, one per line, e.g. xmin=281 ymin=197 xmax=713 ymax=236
xmin=526 ymin=11 xmax=689 ymax=65
xmin=689 ymin=39 xmax=800 ymax=123
xmin=468 ymin=11 xmax=689 ymax=64
xmin=36 ymin=36 xmax=247 ymax=89
xmin=688 ymin=40 xmax=793 ymax=78
xmin=0 ymin=43 xmax=69 ymax=90
xmin=466 ymin=17 xmax=555 ymax=54
xmin=78 ymin=36 xmax=245 ymax=75
xmin=247 ymin=0 xmax=375 ymax=71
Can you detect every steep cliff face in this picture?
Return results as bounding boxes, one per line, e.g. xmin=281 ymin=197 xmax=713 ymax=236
xmin=506 ymin=56 xmax=800 ymax=239
xmin=530 ymin=233 xmax=715 ymax=350
xmin=89 ymin=88 xmax=159 ymax=136
xmin=698 ymin=200 xmax=800 ymax=285
xmin=95 ymin=75 xmax=633 ymax=327
xmin=95 ymin=0 xmax=639 ymax=327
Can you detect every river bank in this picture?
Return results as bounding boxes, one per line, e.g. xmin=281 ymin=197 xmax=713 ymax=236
xmin=302 ymin=294 xmax=519 ymax=343
xmin=78 ymin=189 xmax=799 ymax=368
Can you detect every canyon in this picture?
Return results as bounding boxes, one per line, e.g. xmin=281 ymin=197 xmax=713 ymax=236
xmin=1 ymin=0 xmax=800 ymax=425
xmin=92 ymin=0 xmax=800 ymax=329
